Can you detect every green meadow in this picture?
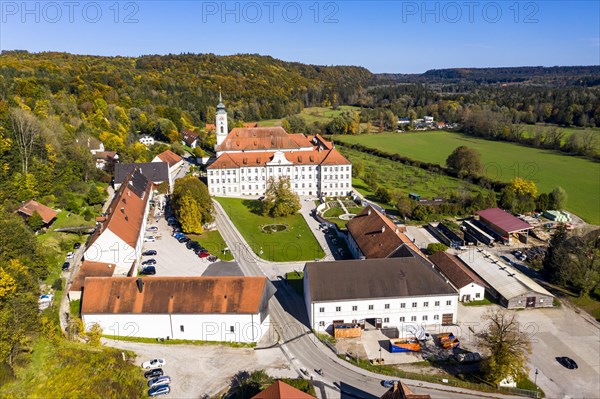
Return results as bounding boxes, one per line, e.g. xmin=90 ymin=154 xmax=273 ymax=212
xmin=335 ymin=132 xmax=600 ymax=224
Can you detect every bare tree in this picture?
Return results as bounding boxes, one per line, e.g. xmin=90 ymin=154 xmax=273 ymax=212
xmin=478 ymin=309 xmax=532 ymax=385
xmin=9 ymin=108 xmax=41 ymax=175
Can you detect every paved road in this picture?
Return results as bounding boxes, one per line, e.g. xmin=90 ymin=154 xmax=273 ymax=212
xmin=213 ymin=199 xmax=525 ymax=399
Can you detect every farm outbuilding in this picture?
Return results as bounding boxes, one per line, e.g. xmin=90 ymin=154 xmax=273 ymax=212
xmin=476 ymin=208 xmax=533 ymax=244
xmin=457 ymin=249 xmax=554 ymax=309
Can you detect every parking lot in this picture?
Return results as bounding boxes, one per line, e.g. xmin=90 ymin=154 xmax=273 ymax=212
xmin=458 ymin=303 xmax=600 ymax=399
xmin=104 ymin=337 xmax=296 ymax=398
xmin=141 ymin=214 xmax=229 ymax=277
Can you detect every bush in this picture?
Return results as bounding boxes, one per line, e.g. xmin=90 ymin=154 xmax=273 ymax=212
xmin=427 ymin=243 xmax=448 ymax=255
xmin=51 ymin=278 xmax=63 ymax=291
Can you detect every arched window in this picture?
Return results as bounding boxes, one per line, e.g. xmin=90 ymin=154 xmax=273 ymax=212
xmin=220 ymin=126 xmax=224 ymax=134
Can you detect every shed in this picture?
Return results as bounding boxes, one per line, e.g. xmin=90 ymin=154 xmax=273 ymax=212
xmin=476 ymin=208 xmax=533 ymax=243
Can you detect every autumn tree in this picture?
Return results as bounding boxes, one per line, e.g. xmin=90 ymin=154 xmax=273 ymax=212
xmin=445 ymin=146 xmax=482 ymax=177
xmin=172 ymin=175 xmax=213 ymax=226
xmin=262 ymin=177 xmax=300 ymax=217
xmin=9 ymin=108 xmax=41 ymax=175
xmin=478 ymin=309 xmax=532 ymax=385
xmin=177 ymin=194 xmax=204 ymax=234
xmin=508 ymin=177 xmax=538 ymax=198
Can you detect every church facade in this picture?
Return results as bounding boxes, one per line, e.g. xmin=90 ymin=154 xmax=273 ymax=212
xmin=207 ymin=98 xmax=352 ymax=198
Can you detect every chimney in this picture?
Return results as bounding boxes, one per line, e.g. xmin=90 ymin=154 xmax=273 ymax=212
xmin=395 ymin=227 xmax=399 ymax=234
xmin=392 ymin=382 xmax=398 ymax=392
xmin=121 ymin=207 xmax=125 ymax=213
xmin=381 ymin=226 xmax=386 ymax=233
xmin=367 ymin=209 xmax=372 ymax=216
xmin=136 ymin=278 xmax=144 ymax=293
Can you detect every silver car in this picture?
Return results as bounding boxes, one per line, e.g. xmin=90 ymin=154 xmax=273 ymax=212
xmin=148 ymin=375 xmax=171 ymax=388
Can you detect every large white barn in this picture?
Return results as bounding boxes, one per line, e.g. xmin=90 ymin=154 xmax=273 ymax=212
xmin=82 ymin=276 xmax=276 ymax=343
xmin=303 ymin=257 xmax=458 ymax=333
xmin=207 ymin=98 xmax=352 ymax=198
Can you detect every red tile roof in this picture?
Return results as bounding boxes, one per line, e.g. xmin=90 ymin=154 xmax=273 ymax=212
xmin=252 ymin=381 xmax=315 ymax=399
xmin=476 ymin=208 xmax=532 ymax=233
xmin=182 ymin=128 xmax=200 ymax=145
xmin=347 ymin=206 xmax=424 ymax=259
xmin=215 ymin=127 xmax=313 ymax=152
xmin=71 ymin=261 xmax=117 ymax=293
xmin=89 ymin=169 xmax=151 ymax=248
xmin=208 ymin=148 xmax=350 ymax=169
xmin=155 ymin=150 xmax=183 ymax=168
xmin=17 ymin=200 xmax=59 ymax=224
xmin=428 ymin=251 xmax=488 ymax=290
xmin=81 ymin=276 xmax=269 ymax=315
xmin=380 ymin=382 xmax=431 ymax=399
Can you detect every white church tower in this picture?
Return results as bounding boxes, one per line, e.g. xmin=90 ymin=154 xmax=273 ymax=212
xmin=215 ymin=91 xmax=228 ymax=150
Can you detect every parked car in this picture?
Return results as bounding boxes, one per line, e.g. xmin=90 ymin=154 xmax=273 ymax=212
xmin=198 ymin=251 xmax=210 ymax=258
xmin=143 ymin=250 xmax=157 ymax=256
xmin=193 ymin=246 xmax=206 ymax=255
xmin=207 ymin=255 xmax=218 ymax=262
xmin=146 ymin=226 xmax=159 ymax=232
xmin=66 ymin=251 xmax=74 ymax=259
xmin=73 ymin=242 xmax=81 ymax=249
xmin=148 ymin=384 xmax=170 ymax=397
xmin=556 ymin=356 xmax=578 ymax=369
xmin=148 ymin=375 xmax=171 ymax=388
xmin=178 ymin=236 xmax=190 ymax=243
xmin=381 ymin=380 xmax=398 ymax=388
xmin=142 ymin=359 xmax=166 ymax=369
xmin=62 ymin=262 xmax=70 ymax=271
xmin=142 ymin=259 xmax=157 ymax=266
xmin=144 ymin=368 xmax=164 ymax=379
xmin=173 ymin=232 xmax=185 ymax=239
xmin=144 ymin=236 xmax=156 ymax=242
xmin=140 ymin=266 xmax=156 ymax=276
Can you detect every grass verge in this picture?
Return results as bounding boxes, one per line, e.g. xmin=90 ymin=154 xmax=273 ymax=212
xmin=102 ymin=335 xmax=256 ymax=348
xmin=187 ymin=229 xmax=234 ymax=261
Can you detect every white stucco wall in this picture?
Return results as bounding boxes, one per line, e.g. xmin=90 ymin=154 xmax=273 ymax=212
xmin=83 ymin=312 xmax=270 ymax=343
xmin=305 ymin=294 xmax=458 ymax=333
xmin=458 ymin=282 xmax=486 ymax=302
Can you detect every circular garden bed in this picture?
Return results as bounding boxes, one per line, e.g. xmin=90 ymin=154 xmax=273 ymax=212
xmin=261 ymin=224 xmax=288 ymax=234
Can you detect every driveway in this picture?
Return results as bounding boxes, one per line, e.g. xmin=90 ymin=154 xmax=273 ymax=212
xmin=103 ymin=338 xmax=296 ymax=398
xmin=299 ymin=197 xmax=335 ymax=261
xmin=457 ymin=303 xmax=600 ymax=399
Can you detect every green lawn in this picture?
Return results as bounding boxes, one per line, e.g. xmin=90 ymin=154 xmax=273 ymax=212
xmin=187 ymin=230 xmax=234 ymax=261
xmin=335 ymin=132 xmax=600 ymax=224
xmin=215 ymin=197 xmax=325 ymax=262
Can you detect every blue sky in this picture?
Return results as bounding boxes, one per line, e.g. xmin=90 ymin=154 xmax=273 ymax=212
xmin=1 ymin=1 xmax=598 ymax=73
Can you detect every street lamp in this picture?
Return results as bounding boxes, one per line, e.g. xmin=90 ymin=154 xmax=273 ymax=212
xmin=534 ymin=369 xmax=539 ymax=398
xmin=379 ymin=347 xmax=382 ymax=364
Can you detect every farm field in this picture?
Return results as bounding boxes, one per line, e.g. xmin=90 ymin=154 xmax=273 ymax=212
xmin=259 ymin=105 xmax=360 ymax=127
xmin=519 ymin=124 xmax=600 ymax=150
xmin=215 ymin=197 xmax=325 ymax=262
xmin=337 ymin=146 xmax=492 ymax=200
xmin=335 ymin=132 xmax=600 ymax=224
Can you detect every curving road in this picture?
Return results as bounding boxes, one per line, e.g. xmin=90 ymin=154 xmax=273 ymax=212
xmin=213 ymin=200 xmax=524 ymax=399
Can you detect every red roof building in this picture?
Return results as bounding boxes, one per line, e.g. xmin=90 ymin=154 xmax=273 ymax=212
xmin=17 ymin=200 xmax=59 ymax=225
xmin=252 ymin=381 xmax=314 ymax=399
xmin=476 ymin=208 xmax=532 ymax=243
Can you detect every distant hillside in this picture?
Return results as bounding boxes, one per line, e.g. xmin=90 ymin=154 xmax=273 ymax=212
xmin=375 ymin=66 xmax=600 ymax=86
xmin=0 ymin=51 xmax=373 ymax=122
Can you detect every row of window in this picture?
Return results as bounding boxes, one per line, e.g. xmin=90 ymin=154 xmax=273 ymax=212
xmin=317 ymin=314 xmax=441 ymax=327
xmin=208 ymin=165 xmax=351 ymax=176
xmin=318 ymin=300 xmax=452 ymax=313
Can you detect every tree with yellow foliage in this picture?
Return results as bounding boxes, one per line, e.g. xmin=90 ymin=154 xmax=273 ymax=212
xmin=508 ymin=177 xmax=538 ymax=198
